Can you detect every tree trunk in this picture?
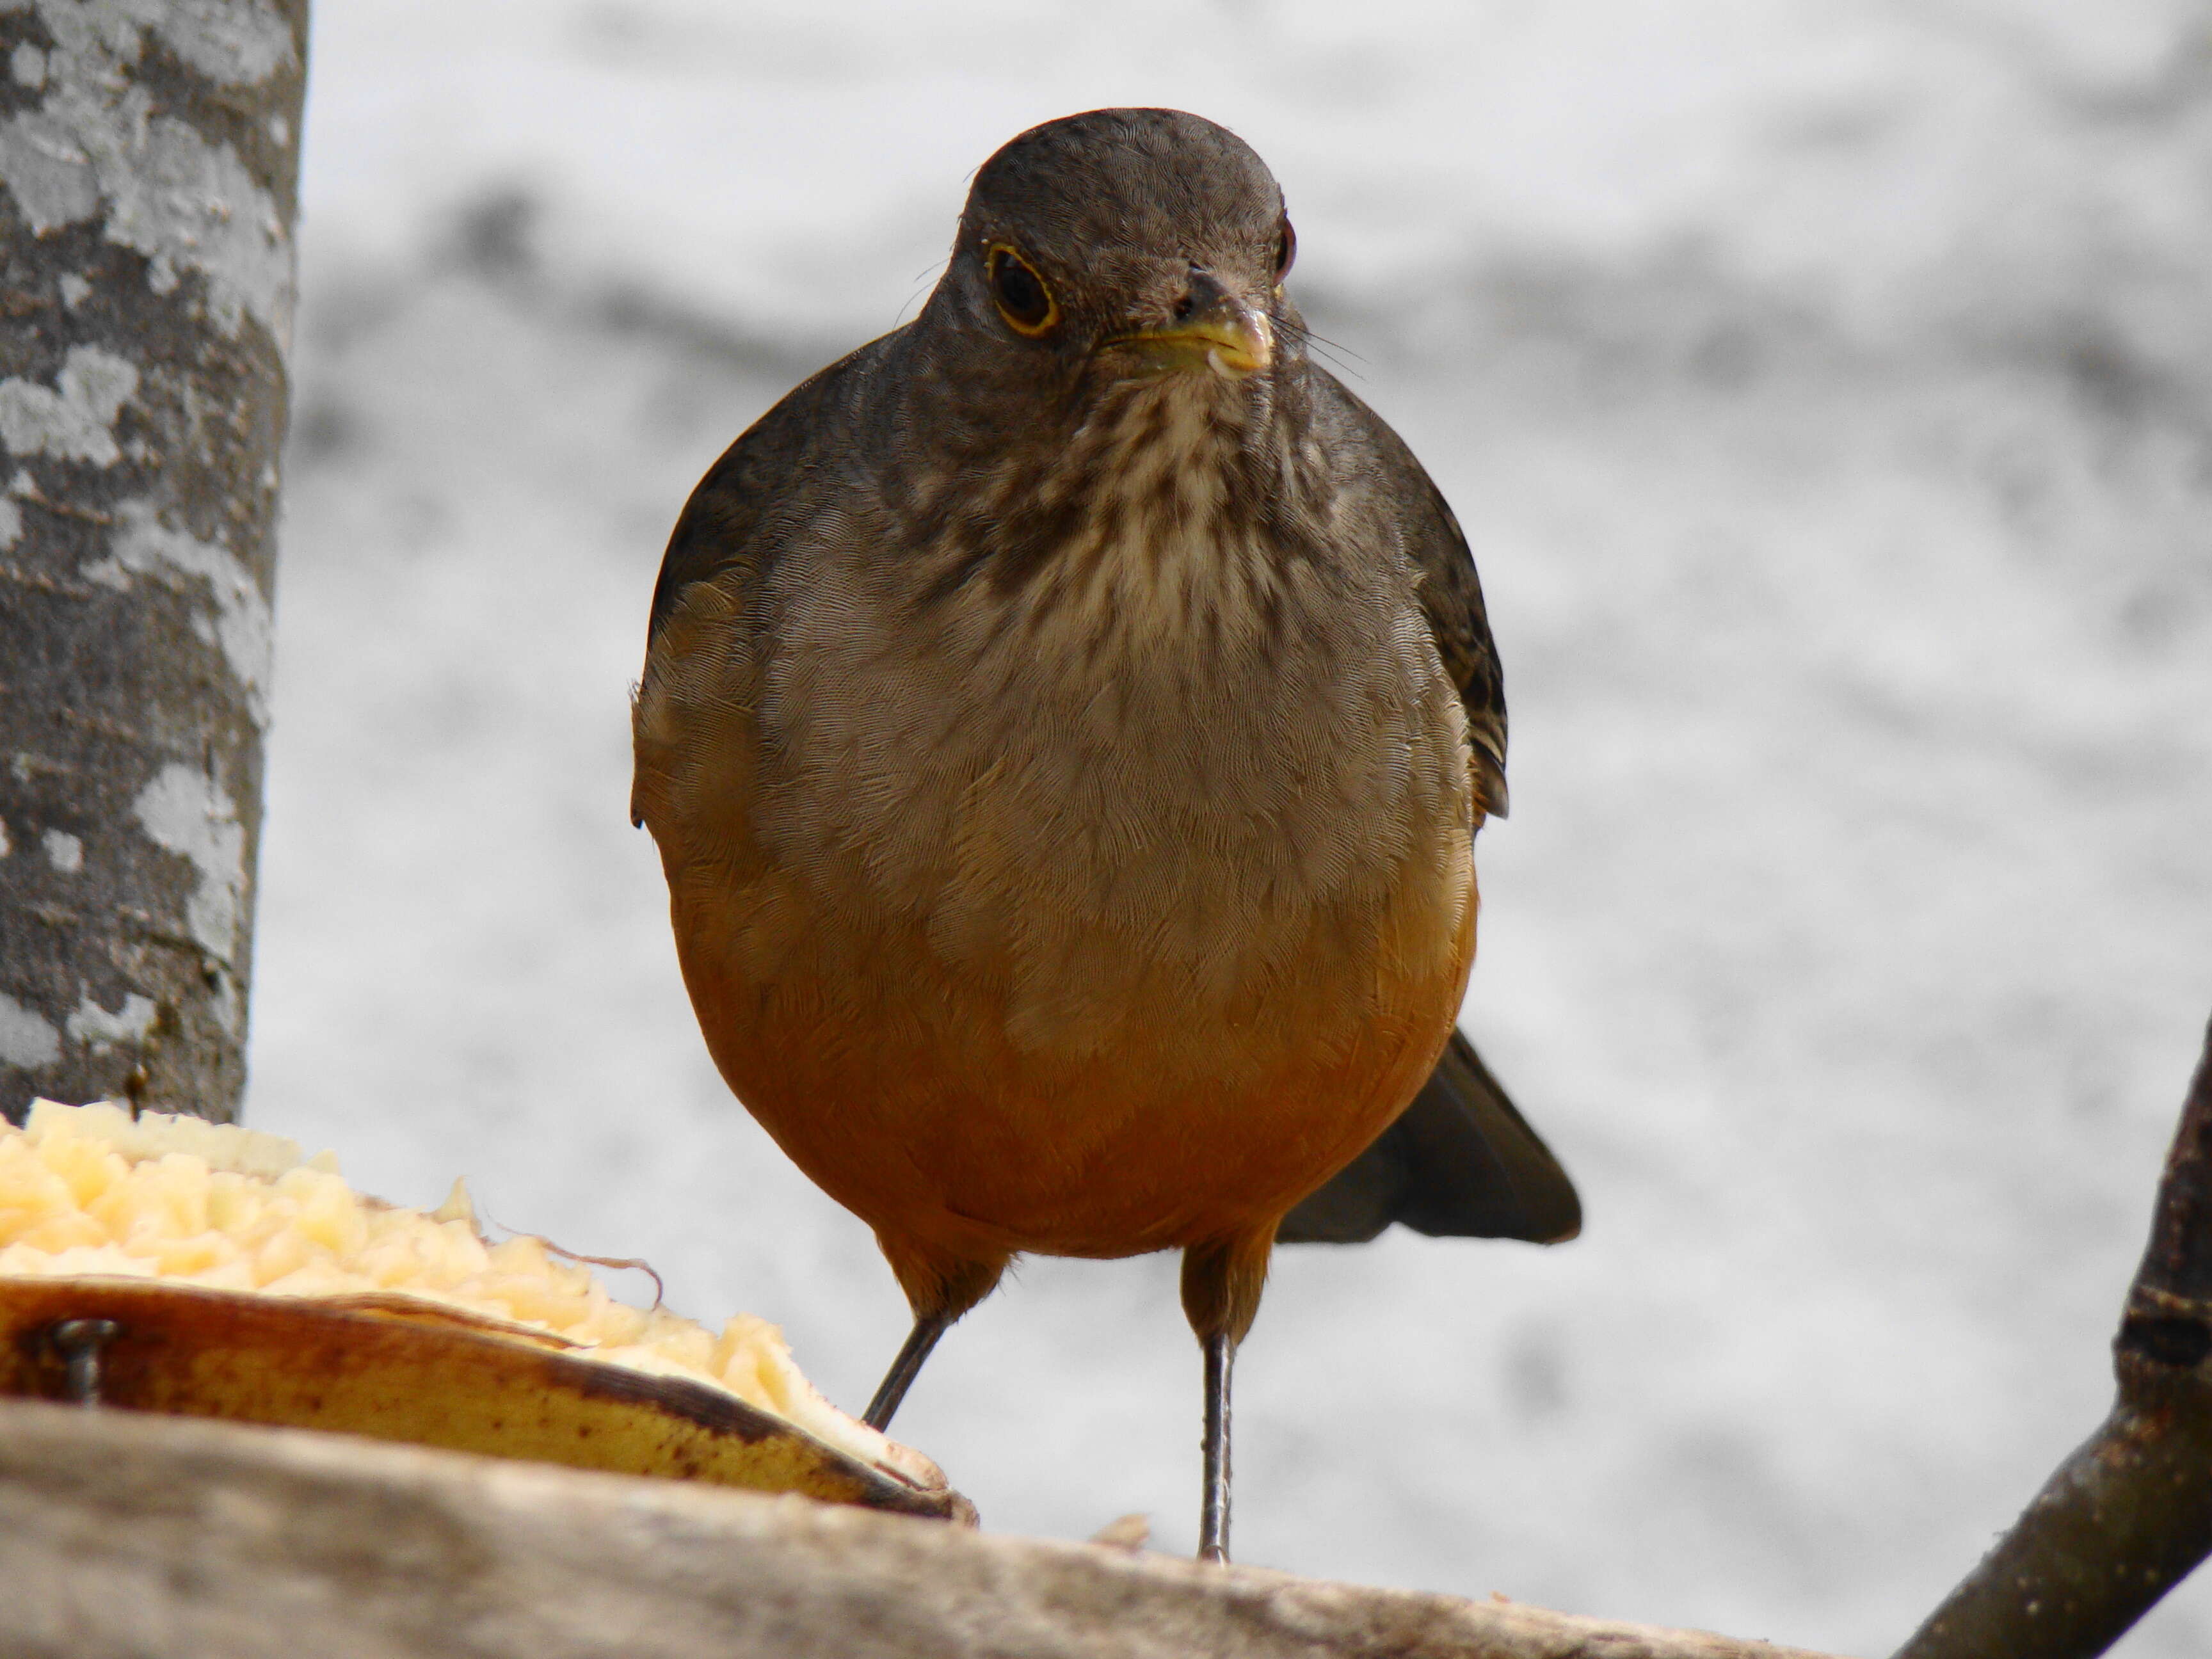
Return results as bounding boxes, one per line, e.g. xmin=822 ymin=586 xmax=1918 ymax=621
xmin=0 ymin=0 xmax=307 ymax=1125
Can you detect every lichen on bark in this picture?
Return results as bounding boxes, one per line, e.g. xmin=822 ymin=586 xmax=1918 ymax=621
xmin=0 ymin=0 xmax=307 ymax=1124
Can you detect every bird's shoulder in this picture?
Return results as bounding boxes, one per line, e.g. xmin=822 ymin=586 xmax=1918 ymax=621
xmin=1304 ymin=368 xmax=1509 ymax=818
xmin=644 ymin=331 xmax=902 ymax=646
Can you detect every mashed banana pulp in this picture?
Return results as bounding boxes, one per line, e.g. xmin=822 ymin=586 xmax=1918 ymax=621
xmin=0 ymin=1099 xmax=896 ymax=1471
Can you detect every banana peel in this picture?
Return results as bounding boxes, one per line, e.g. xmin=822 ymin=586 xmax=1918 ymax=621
xmin=0 ymin=1275 xmax=971 ymax=1523
xmin=0 ymin=1101 xmax=970 ymax=1523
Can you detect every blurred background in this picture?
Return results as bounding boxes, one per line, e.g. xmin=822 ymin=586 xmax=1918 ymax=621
xmin=247 ymin=3 xmax=2212 ymax=1652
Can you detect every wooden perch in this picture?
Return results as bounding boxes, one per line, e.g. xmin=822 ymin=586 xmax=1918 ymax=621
xmin=15 ymin=1022 xmax=2212 ymax=1656
xmin=0 ymin=1396 xmax=1849 ymax=1659
xmin=1895 ymin=1012 xmax=2212 ymax=1658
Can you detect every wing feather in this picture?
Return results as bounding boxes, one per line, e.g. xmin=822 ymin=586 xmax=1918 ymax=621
xmin=1309 ymin=370 xmax=1509 ymax=819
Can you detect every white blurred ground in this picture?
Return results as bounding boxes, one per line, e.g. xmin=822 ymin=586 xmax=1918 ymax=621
xmin=249 ymin=4 xmax=2212 ymax=1653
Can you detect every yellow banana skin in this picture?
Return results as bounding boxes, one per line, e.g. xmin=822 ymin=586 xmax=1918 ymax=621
xmin=0 ymin=1277 xmax=972 ymax=1524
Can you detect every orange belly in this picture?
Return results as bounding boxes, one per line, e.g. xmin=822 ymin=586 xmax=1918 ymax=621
xmin=659 ymin=838 xmax=1473 ymax=1299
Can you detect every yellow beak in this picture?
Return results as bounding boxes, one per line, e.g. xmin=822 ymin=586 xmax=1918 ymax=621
xmin=1101 ymin=280 xmax=1274 ymax=381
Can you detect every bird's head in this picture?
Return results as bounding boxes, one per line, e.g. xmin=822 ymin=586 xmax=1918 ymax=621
xmin=925 ymin=109 xmax=1300 ymax=398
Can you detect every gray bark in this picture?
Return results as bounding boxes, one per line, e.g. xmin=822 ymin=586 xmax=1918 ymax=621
xmin=0 ymin=1397 xmax=1855 ymax=1659
xmin=0 ymin=0 xmax=307 ymax=1124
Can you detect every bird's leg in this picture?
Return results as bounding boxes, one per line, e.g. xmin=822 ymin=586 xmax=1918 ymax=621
xmin=863 ymin=1309 xmax=953 ymax=1431
xmin=1183 ymin=1231 xmax=1269 ymax=1564
xmin=1198 ymin=1328 xmax=1235 ymax=1564
xmin=864 ymin=1249 xmax=1007 ymax=1432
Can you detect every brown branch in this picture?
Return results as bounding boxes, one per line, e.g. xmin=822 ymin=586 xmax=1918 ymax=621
xmin=1894 ymin=1011 xmax=2212 ymax=1659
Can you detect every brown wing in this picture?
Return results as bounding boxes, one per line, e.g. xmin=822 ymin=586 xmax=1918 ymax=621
xmin=642 ymin=346 xmax=876 ymax=653
xmin=630 ymin=342 xmax=886 ymax=831
xmin=1279 ymin=372 xmax=1575 ymax=1246
xmin=1307 ymin=369 xmax=1509 ymax=821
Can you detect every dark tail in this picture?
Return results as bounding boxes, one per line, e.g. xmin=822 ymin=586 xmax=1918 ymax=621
xmin=1276 ymin=1028 xmax=1581 ymax=1246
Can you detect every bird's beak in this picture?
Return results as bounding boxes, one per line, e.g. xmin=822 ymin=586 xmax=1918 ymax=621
xmin=1100 ymin=269 xmax=1274 ymax=381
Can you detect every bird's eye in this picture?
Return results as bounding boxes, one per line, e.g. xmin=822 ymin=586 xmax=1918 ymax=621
xmin=1272 ymin=215 xmax=1297 ymax=282
xmin=986 ymin=244 xmax=1057 ymax=335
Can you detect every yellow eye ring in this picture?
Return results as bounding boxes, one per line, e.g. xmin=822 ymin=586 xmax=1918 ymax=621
xmin=985 ymin=243 xmax=1059 ymax=336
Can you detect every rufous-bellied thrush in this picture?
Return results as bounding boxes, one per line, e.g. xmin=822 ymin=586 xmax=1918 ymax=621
xmin=632 ymin=107 xmax=1578 ymax=1562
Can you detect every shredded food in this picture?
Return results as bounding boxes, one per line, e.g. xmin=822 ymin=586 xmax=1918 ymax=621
xmin=0 ymin=1100 xmax=904 ymax=1473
